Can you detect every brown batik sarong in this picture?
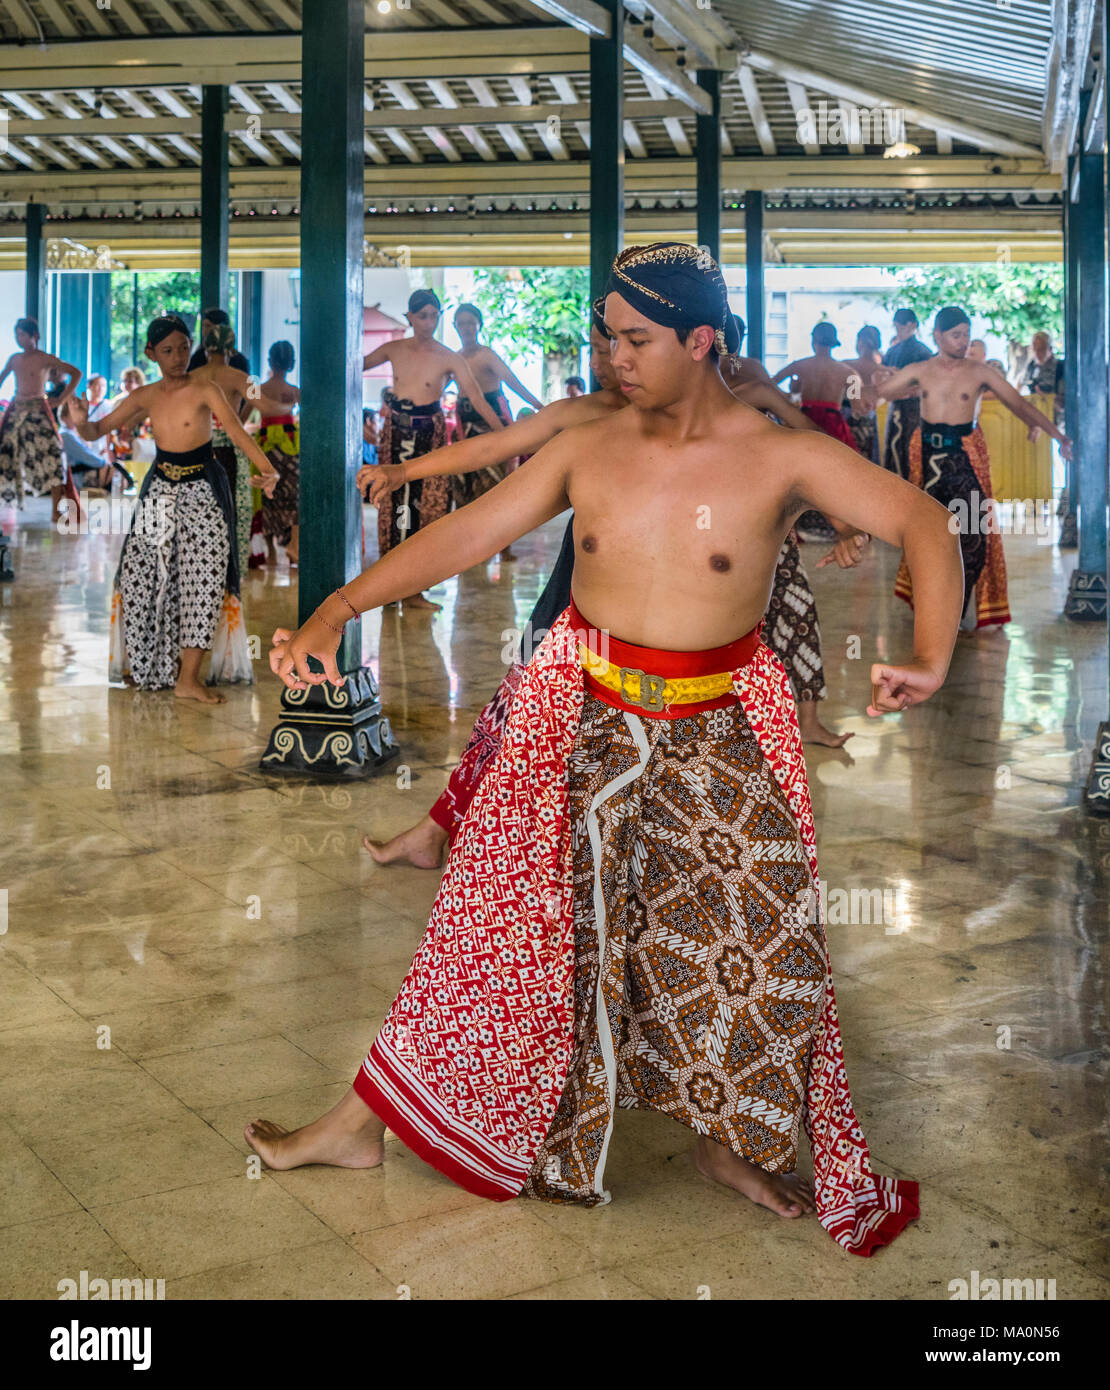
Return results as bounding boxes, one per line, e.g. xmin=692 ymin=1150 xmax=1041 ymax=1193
xmin=523 ymin=691 xmax=824 ymax=1203
xmin=764 ymin=532 xmax=826 ymax=703
xmin=377 ymin=391 xmax=449 ymax=555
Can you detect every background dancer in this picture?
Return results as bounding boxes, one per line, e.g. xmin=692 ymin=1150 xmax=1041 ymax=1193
xmin=0 ymin=317 xmax=81 ymax=521
xmin=771 ymin=321 xmax=863 ymax=541
xmin=881 ymin=307 xmax=933 ymax=478
xmin=252 ymin=243 xmax=961 ymax=1255
xmin=257 ymin=340 xmax=301 ymax=566
xmin=842 ymin=325 xmax=883 ymax=462
xmin=187 ymin=307 xmax=251 ymax=375
xmin=192 ymin=322 xmax=255 ymax=578
xmin=70 ymin=314 xmax=278 ymax=702
xmin=363 ymin=288 xmax=504 ymax=610
xmin=870 ymin=305 xmax=1072 ymax=631
xmin=451 ymin=301 xmax=541 ymax=558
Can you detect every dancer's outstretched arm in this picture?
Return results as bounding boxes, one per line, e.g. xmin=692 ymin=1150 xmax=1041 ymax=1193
xmin=732 ymin=381 xmax=818 ymax=432
xmin=785 ymin=431 xmax=963 ymax=711
xmin=450 ymin=353 xmax=505 ymax=431
xmin=272 ymin=427 xmax=579 ymax=689
xmin=985 ymin=369 xmax=1072 ymax=455
xmin=359 ymin=392 xmax=610 ymax=503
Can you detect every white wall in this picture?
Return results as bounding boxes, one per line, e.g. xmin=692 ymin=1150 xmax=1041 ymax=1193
xmin=0 ymin=272 xmax=27 ymax=359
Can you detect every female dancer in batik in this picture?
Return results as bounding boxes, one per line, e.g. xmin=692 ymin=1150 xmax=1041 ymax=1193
xmin=0 ymin=317 xmax=81 ymax=521
xmin=257 ymin=340 xmax=301 ymax=566
xmin=871 ymin=306 xmax=1072 ymax=631
xmin=362 ymin=289 xmax=504 ymax=609
xmin=71 ymin=315 xmax=278 ymax=700
xmin=192 ymin=323 xmax=255 ymax=578
xmin=251 ymin=243 xmax=961 ymax=1256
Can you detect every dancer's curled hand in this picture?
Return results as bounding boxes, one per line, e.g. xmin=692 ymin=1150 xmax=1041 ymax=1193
xmin=817 ymin=531 xmax=870 ymax=569
xmin=359 ymin=462 xmax=404 ymax=507
xmin=270 ymin=617 xmax=343 ymax=690
xmin=867 ymin=661 xmax=943 ymax=716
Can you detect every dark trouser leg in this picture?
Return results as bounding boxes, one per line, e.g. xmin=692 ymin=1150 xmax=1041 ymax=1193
xmin=922 ymin=449 xmax=987 ymax=615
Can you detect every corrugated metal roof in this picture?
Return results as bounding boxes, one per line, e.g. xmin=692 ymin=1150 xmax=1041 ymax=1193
xmin=717 ymin=0 xmax=1055 ymax=145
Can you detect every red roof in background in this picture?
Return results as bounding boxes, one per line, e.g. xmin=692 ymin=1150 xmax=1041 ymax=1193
xmin=362 ymin=303 xmax=407 ymax=387
xmin=364 ymin=304 xmax=407 ymax=333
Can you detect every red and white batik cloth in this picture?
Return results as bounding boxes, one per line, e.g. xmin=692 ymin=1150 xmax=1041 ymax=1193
xmin=355 ymin=608 xmax=919 ymax=1255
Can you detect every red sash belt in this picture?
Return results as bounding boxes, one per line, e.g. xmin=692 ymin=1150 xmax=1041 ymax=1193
xmin=567 ymin=597 xmax=761 ymax=719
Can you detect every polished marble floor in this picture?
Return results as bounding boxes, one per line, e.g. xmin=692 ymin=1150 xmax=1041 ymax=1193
xmin=1 ymin=497 xmax=1108 ymax=1301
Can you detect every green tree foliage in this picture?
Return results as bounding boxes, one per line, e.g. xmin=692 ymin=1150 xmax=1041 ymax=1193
xmin=108 ymin=271 xmax=238 ymax=387
xmin=468 ymin=266 xmax=589 ymax=357
xmin=468 ymin=266 xmax=589 ymax=397
xmin=879 ymin=263 xmax=1063 ymax=350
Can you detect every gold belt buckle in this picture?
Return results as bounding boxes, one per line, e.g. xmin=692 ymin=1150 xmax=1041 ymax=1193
xmin=159 ymin=461 xmax=202 ymax=481
xmin=619 ymin=665 xmax=667 ymax=712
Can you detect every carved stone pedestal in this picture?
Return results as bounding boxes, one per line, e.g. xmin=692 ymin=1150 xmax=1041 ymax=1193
xmin=1085 ymin=721 xmax=1110 ymax=817
xmin=1064 ymin=569 xmax=1107 ymax=621
xmin=260 ymin=666 xmax=399 ymax=778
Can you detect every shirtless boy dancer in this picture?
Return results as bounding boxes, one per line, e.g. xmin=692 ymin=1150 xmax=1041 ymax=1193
xmin=0 ymin=317 xmax=81 ymax=521
xmin=248 ymin=245 xmax=961 ymax=1256
xmin=870 ymin=305 xmax=1072 ymax=630
xmin=364 ymin=289 xmax=503 ymax=609
xmin=71 ymin=314 xmax=278 ymax=702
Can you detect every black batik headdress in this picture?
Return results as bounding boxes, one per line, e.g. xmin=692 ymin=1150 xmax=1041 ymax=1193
xmin=604 ymin=242 xmax=742 ymax=357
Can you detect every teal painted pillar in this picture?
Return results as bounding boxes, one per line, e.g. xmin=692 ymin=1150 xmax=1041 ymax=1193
xmin=1065 ymin=84 xmax=1107 ymax=624
xmin=1083 ymin=8 xmax=1110 ymax=812
xmin=260 ymin=0 xmax=398 ymax=779
xmin=744 ymin=191 xmax=765 ymax=361
xmin=1061 ymin=155 xmax=1079 ymax=548
xmin=90 ymin=272 xmax=111 ymax=378
xmin=696 ymin=70 xmax=721 ymax=264
xmin=25 ymin=202 xmax=46 ymax=324
xmin=57 ymin=274 xmax=90 ymax=377
xmin=589 ymin=0 xmax=624 ymax=308
xmin=240 ymin=269 xmax=264 ymax=378
xmin=200 ymin=86 xmax=230 ymax=313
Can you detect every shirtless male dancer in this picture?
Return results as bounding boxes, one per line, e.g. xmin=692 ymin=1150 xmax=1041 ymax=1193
xmin=248 ymin=245 xmax=961 ymax=1252
xmin=364 ymin=289 xmax=503 ymax=610
xmin=361 ymin=307 xmax=862 ymax=870
xmin=0 ymin=317 xmax=82 ymax=521
xmin=71 ymin=315 xmax=278 ymax=702
xmin=870 ymin=305 xmax=1072 ymax=630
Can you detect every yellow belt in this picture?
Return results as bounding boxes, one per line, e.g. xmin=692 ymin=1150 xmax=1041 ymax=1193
xmin=579 ymin=644 xmax=735 ymax=712
xmin=157 ymin=461 xmax=206 ymax=482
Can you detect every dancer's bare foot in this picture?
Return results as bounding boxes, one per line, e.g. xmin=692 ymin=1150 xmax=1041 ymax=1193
xmin=244 ymin=1088 xmax=385 ymax=1171
xmin=174 ymin=678 xmax=226 ymax=705
xmin=363 ymin=814 xmax=448 ymax=869
xmin=797 ymin=701 xmax=853 ymax=748
xmin=693 ymin=1138 xmax=816 ymax=1217
xmin=401 ymin=592 xmax=441 ymax=611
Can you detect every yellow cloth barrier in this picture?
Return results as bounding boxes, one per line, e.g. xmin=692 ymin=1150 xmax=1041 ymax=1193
xmin=876 ymin=395 xmax=1056 ymax=502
